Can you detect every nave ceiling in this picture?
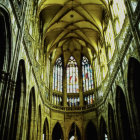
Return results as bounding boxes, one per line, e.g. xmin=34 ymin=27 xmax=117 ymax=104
xmin=38 ymin=0 xmax=109 ymax=65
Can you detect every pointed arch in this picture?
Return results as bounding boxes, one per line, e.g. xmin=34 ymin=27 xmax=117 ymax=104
xmin=69 ymin=122 xmax=81 ymax=140
xmin=116 ymin=86 xmax=131 ymax=139
xmin=26 ymin=87 xmax=36 ymax=140
xmin=52 ymin=122 xmax=63 ymax=140
xmin=100 ymin=117 xmax=108 ymax=140
xmin=127 ymin=57 xmax=140 ymax=138
xmin=53 ymin=57 xmax=63 ymax=92
xmin=43 ymin=117 xmax=49 ymax=140
xmin=0 ymin=8 xmax=12 ymax=133
xmin=67 ymin=56 xmax=79 ymax=93
xmin=85 ymin=121 xmax=97 ymax=140
xmin=82 ymin=56 xmax=94 ymax=92
xmin=0 ymin=6 xmax=12 ymax=72
xmin=8 ymin=59 xmax=26 ymax=140
xmin=108 ymin=103 xmax=117 ymax=140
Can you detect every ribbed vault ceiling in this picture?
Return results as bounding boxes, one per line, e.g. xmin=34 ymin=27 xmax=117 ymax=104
xmin=38 ymin=0 xmax=109 ymax=65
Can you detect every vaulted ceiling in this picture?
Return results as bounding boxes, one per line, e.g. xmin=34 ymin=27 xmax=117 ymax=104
xmin=38 ymin=0 xmax=109 ymax=65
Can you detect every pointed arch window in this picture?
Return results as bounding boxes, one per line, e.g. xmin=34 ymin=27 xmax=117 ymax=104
xmin=53 ymin=57 xmax=63 ymax=92
xmin=67 ymin=56 xmax=79 ymax=93
xmin=82 ymin=56 xmax=94 ymax=92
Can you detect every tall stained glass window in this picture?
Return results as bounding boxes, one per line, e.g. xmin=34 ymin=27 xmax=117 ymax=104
xmin=82 ymin=56 xmax=93 ymax=92
xmin=67 ymin=56 xmax=79 ymax=93
xmin=53 ymin=57 xmax=62 ymax=92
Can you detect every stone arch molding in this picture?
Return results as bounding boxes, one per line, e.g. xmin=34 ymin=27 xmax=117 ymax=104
xmin=84 ymin=120 xmax=98 ymax=140
xmin=26 ymin=87 xmax=37 ymax=140
xmin=43 ymin=116 xmax=50 ymax=131
xmin=0 ymin=5 xmax=12 ymax=72
xmin=43 ymin=117 xmax=49 ymax=140
xmin=127 ymin=57 xmax=140 ymax=138
xmin=8 ymin=59 xmax=26 ymax=140
xmin=67 ymin=122 xmax=81 ymax=136
xmin=126 ymin=55 xmax=140 ymax=81
xmin=52 ymin=121 xmax=64 ymax=140
xmin=99 ymin=116 xmax=108 ymax=140
xmin=68 ymin=122 xmax=81 ymax=140
xmin=114 ymin=84 xmax=126 ymax=104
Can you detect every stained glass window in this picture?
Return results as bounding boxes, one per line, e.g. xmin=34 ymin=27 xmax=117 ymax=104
xmin=67 ymin=56 xmax=79 ymax=93
xmin=82 ymin=56 xmax=94 ymax=92
xmin=67 ymin=97 xmax=80 ymax=107
xmin=84 ymin=94 xmax=94 ymax=105
xmin=53 ymin=57 xmax=62 ymax=92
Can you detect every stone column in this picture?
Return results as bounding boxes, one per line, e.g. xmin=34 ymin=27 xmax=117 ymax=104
xmin=30 ymin=107 xmax=36 ymax=140
xmin=7 ymin=87 xmax=16 ymax=140
xmin=63 ymin=66 xmax=67 ymax=107
xmin=1 ymin=75 xmax=16 ymax=140
xmin=40 ymin=126 xmax=43 ymax=140
xmin=0 ymin=73 xmax=11 ymax=126
xmin=0 ymin=72 xmax=8 ymax=106
xmin=37 ymin=116 xmax=42 ymax=140
xmin=49 ymin=129 xmax=51 ymax=140
xmin=15 ymin=92 xmax=25 ymax=140
xmin=38 ymin=129 xmax=42 ymax=140
xmin=78 ymin=64 xmax=83 ymax=107
xmin=34 ymin=116 xmax=38 ymax=140
xmin=21 ymin=99 xmax=30 ymax=140
xmin=49 ymin=64 xmax=53 ymax=103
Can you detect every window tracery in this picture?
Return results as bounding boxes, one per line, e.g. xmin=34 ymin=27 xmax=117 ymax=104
xmin=53 ymin=57 xmax=63 ymax=92
xmin=84 ymin=94 xmax=94 ymax=105
xmin=67 ymin=56 xmax=79 ymax=93
xmin=82 ymin=56 xmax=94 ymax=92
xmin=67 ymin=97 xmax=80 ymax=107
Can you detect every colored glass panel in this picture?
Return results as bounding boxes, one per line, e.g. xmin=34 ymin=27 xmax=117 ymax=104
xmin=67 ymin=56 xmax=79 ymax=93
xmin=82 ymin=56 xmax=94 ymax=92
xmin=53 ymin=57 xmax=63 ymax=92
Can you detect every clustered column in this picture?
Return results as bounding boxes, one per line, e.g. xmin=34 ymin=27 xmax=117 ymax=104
xmin=78 ymin=63 xmax=83 ymax=107
xmin=49 ymin=63 xmax=53 ymax=103
xmin=63 ymin=65 xmax=67 ymax=107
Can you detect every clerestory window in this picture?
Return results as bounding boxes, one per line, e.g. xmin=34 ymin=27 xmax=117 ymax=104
xmin=82 ymin=56 xmax=94 ymax=92
xmin=53 ymin=57 xmax=63 ymax=92
xmin=67 ymin=56 xmax=79 ymax=93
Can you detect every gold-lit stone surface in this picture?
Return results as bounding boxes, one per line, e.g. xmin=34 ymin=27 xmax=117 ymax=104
xmin=0 ymin=0 xmax=140 ymax=140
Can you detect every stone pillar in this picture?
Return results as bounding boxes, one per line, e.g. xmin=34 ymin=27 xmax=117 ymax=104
xmin=37 ymin=118 xmax=42 ymax=140
xmin=39 ymin=125 xmax=43 ymax=140
xmin=63 ymin=126 xmax=67 ymax=140
xmin=0 ymin=72 xmax=7 ymax=104
xmin=63 ymin=66 xmax=67 ymax=107
xmin=0 ymin=73 xmax=11 ymax=126
xmin=46 ymin=127 xmax=49 ymax=140
xmin=6 ymin=90 xmax=15 ymax=140
xmin=15 ymin=93 xmax=25 ymax=140
xmin=38 ymin=129 xmax=42 ymax=140
xmin=0 ymin=75 xmax=16 ymax=140
xmin=30 ymin=113 xmax=34 ymax=140
xmin=21 ymin=101 xmax=30 ymax=140
xmin=78 ymin=64 xmax=83 ymax=107
xmin=49 ymin=64 xmax=53 ymax=103
xmin=34 ymin=116 xmax=38 ymax=140
xmin=49 ymin=129 xmax=52 ymax=140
